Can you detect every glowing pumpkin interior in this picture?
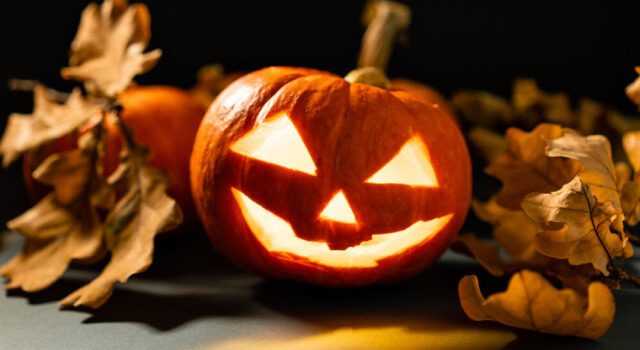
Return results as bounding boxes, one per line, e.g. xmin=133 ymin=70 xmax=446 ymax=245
xmin=230 ymin=113 xmax=452 ymax=268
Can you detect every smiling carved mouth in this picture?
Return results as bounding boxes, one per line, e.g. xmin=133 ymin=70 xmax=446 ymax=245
xmin=231 ymin=187 xmax=453 ymax=268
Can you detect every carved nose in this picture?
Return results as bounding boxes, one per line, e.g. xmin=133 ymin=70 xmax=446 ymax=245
xmin=319 ymin=191 xmax=357 ymax=224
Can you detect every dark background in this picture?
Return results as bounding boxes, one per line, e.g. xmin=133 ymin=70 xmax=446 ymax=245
xmin=1 ymin=0 xmax=640 ymax=224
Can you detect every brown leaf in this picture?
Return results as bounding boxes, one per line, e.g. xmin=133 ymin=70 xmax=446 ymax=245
xmin=620 ymin=181 xmax=640 ymax=226
xmin=623 ymin=131 xmax=640 ymax=174
xmin=466 ymin=127 xmax=507 ymax=163
xmin=546 ymin=131 xmax=622 ymax=217
xmin=458 ymin=199 xmax=601 ymax=292
xmin=32 ymin=149 xmax=92 ymax=205
xmin=605 ymin=110 xmax=640 ymax=137
xmin=0 ymin=86 xmax=100 ymax=167
xmin=452 ymin=233 xmax=509 ymax=276
xmin=485 ymin=123 xmax=582 ymax=209
xmin=458 ymin=270 xmax=615 ymax=339
xmin=68 ymin=0 xmax=150 ymax=67
xmin=471 ymin=198 xmax=539 ymax=258
xmin=522 ymin=176 xmax=632 ymax=274
xmin=456 ymin=199 xmax=591 ymax=286
xmin=451 ymin=90 xmax=513 ymax=128
xmin=1 ymin=194 xmax=104 ymax=292
xmin=512 ymin=79 xmax=574 ymax=126
xmin=615 ymin=162 xmax=632 ymax=190
xmin=0 ymin=132 xmax=111 ymax=292
xmin=576 ymin=99 xmax=605 ymax=135
xmin=618 ymin=132 xmax=640 ymax=225
xmin=60 ymin=123 xmax=182 ymax=308
xmin=61 ymin=0 xmax=161 ymax=97
xmin=189 ymin=64 xmax=246 ymax=110
xmin=626 ymin=67 xmax=640 ymax=109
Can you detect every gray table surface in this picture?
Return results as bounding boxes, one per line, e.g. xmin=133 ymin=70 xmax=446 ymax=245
xmin=0 ymin=229 xmax=639 ymax=350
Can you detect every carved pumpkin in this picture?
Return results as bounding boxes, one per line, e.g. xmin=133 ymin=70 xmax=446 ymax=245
xmin=190 ymin=66 xmax=471 ymax=286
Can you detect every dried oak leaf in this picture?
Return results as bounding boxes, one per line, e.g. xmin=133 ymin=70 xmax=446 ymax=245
xmin=576 ymin=99 xmax=605 ymax=135
xmin=0 ymin=132 xmax=112 ymax=292
xmin=61 ymin=0 xmax=161 ymax=97
xmin=619 ymin=181 xmax=640 ymax=226
xmin=615 ymin=162 xmax=633 ymax=190
xmin=485 ymin=124 xmax=582 ymax=209
xmin=0 ymin=85 xmax=100 ymax=167
xmin=512 ymin=79 xmax=574 ymax=127
xmin=453 ymin=234 xmax=505 ymax=276
xmin=453 ymin=233 xmax=550 ymax=279
xmin=451 ymin=90 xmax=513 ymax=129
xmin=458 ymin=270 xmax=615 ymax=340
xmin=472 ymin=198 xmax=539 ymax=258
xmin=626 ymin=67 xmax=640 ymax=109
xmin=68 ymin=0 xmax=150 ymax=67
xmin=623 ymin=131 xmax=640 ymax=174
xmin=456 ymin=199 xmax=598 ymax=292
xmin=620 ymin=132 xmax=640 ymax=225
xmin=453 ymin=199 xmax=543 ymax=275
xmin=466 ymin=127 xmax=507 ymax=163
xmin=522 ymin=176 xmax=632 ymax=275
xmin=60 ymin=124 xmax=182 ymax=308
xmin=190 ymin=64 xmax=247 ymax=110
xmin=546 ymin=131 xmax=622 ymax=216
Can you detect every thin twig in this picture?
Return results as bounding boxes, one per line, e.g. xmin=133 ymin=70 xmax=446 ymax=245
xmin=612 ymin=267 xmax=640 ymax=288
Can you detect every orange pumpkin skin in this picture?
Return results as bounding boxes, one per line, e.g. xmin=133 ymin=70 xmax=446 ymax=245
xmin=390 ymin=79 xmax=457 ymax=123
xmin=24 ymin=86 xmax=205 ymax=224
xmin=191 ymin=67 xmax=472 ymax=287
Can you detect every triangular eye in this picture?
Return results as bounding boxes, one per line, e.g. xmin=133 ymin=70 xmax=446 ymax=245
xmin=366 ymin=136 xmax=438 ymax=187
xmin=231 ymin=113 xmax=316 ymax=175
xmin=319 ymin=191 xmax=357 ymax=224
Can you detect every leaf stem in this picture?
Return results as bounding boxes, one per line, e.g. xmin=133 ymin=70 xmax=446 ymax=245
xmin=579 ymin=178 xmax=616 ymax=269
xmin=105 ymin=98 xmax=136 ymax=150
xmin=617 ymin=269 xmax=640 ymax=288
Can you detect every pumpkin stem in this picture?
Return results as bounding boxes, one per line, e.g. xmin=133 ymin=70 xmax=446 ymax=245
xmin=344 ymin=67 xmax=391 ymax=89
xmin=357 ymin=0 xmax=411 ymax=71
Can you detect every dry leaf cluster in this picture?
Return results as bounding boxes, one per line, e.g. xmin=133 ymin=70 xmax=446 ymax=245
xmin=189 ymin=64 xmax=246 ymax=110
xmin=0 ymin=0 xmax=181 ymax=308
xmin=454 ymin=68 xmax=640 ymax=339
xmin=456 ymin=78 xmax=640 ymax=164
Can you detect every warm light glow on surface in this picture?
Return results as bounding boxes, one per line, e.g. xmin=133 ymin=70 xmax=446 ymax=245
xmin=366 ymin=136 xmax=438 ymax=187
xmin=319 ymin=191 xmax=357 ymax=224
xmin=208 ymin=326 xmax=517 ymax=350
xmin=230 ymin=113 xmax=316 ymax=175
xmin=231 ymin=188 xmax=452 ymax=267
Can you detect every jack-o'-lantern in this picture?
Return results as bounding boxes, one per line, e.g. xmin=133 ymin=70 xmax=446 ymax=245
xmin=190 ymin=66 xmax=471 ymax=286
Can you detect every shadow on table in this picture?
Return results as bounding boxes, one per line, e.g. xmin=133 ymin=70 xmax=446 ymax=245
xmin=5 ymin=230 xmax=255 ymax=331
xmin=8 ymin=279 xmax=251 ymax=331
